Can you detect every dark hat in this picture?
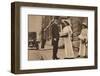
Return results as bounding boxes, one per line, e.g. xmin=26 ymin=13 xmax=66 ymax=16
xmin=61 ymin=20 xmax=70 ymax=25
xmin=64 ymin=21 xmax=70 ymax=25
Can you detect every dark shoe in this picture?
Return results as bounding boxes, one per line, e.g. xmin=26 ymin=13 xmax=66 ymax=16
xmin=56 ymin=57 xmax=60 ymax=59
xmin=64 ymin=57 xmax=75 ymax=59
xmin=77 ymin=55 xmax=80 ymax=58
xmin=53 ymin=57 xmax=60 ymax=60
xmin=81 ymin=56 xmax=88 ymax=58
xmin=84 ymin=56 xmax=88 ymax=58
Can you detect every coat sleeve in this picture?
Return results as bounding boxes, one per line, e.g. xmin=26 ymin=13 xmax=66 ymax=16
xmin=78 ymin=29 xmax=87 ymax=40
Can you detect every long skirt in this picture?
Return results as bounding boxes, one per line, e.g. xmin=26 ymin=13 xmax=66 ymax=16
xmin=64 ymin=37 xmax=75 ymax=58
xmin=79 ymin=41 xmax=87 ymax=57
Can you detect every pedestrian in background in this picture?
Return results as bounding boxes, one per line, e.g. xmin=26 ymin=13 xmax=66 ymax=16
xmin=78 ymin=22 xmax=88 ymax=58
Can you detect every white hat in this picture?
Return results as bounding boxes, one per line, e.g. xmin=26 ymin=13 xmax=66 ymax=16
xmin=61 ymin=19 xmax=72 ymax=26
xmin=82 ymin=22 xmax=87 ymax=27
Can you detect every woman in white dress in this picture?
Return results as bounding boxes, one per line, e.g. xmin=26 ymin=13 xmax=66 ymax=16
xmin=78 ymin=23 xmax=88 ymax=58
xmin=60 ymin=21 xmax=75 ymax=59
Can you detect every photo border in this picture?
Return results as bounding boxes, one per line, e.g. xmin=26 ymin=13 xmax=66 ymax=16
xmin=11 ymin=2 xmax=98 ymax=74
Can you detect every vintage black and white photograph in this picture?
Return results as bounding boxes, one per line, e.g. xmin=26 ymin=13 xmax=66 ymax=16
xmin=28 ymin=15 xmax=88 ymax=60
xmin=11 ymin=2 xmax=97 ymax=74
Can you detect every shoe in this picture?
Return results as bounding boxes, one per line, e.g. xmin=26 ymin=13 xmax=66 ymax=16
xmin=80 ymin=56 xmax=88 ymax=58
xmin=64 ymin=58 xmax=75 ymax=59
xmin=77 ymin=55 xmax=80 ymax=58
xmin=53 ymin=57 xmax=60 ymax=60
xmin=84 ymin=56 xmax=88 ymax=58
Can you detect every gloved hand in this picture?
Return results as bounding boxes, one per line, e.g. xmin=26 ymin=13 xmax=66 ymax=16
xmin=54 ymin=38 xmax=57 ymax=41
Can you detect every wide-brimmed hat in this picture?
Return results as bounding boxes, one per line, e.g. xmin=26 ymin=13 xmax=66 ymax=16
xmin=82 ymin=22 xmax=87 ymax=27
xmin=61 ymin=19 xmax=72 ymax=26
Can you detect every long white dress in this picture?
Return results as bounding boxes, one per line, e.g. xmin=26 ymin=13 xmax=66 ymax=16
xmin=78 ymin=28 xmax=88 ymax=57
xmin=62 ymin=26 xmax=75 ymax=58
